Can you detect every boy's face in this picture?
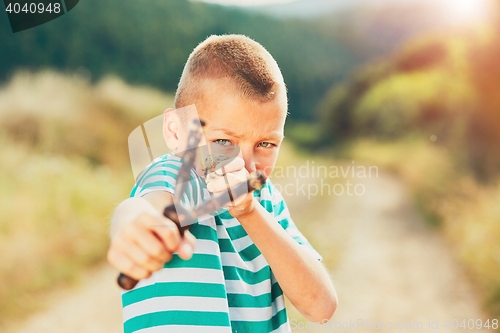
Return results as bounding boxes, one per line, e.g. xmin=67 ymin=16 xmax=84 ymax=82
xmin=193 ymin=82 xmax=287 ymax=179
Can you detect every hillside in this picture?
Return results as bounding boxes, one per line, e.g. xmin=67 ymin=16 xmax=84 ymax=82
xmin=314 ymin=10 xmax=500 ymax=318
xmin=0 ymin=0 xmax=353 ymax=122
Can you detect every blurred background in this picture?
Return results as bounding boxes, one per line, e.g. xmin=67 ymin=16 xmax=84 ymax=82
xmin=1 ymin=0 xmax=499 ymax=331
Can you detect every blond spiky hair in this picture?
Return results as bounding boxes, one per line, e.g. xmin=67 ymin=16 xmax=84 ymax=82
xmin=174 ymin=34 xmax=286 ymax=109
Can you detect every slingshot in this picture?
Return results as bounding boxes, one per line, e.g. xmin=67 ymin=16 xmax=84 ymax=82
xmin=117 ymin=119 xmax=265 ymax=290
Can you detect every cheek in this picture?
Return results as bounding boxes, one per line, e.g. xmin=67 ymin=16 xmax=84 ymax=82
xmin=254 ymin=152 xmax=279 ymax=178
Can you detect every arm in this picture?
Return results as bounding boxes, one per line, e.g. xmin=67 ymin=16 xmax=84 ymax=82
xmin=207 ymin=158 xmax=337 ymax=322
xmin=237 ymin=201 xmax=337 ymax=323
xmin=107 ymin=191 xmax=196 ymax=281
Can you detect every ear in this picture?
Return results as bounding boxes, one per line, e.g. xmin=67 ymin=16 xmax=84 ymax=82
xmin=163 ymin=108 xmax=180 ymax=152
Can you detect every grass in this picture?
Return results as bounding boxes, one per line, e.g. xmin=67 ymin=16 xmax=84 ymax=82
xmin=0 ymin=70 xmax=174 ymax=168
xmin=0 ymin=137 xmax=132 ymax=320
xmin=0 ymin=70 xmax=175 ymax=325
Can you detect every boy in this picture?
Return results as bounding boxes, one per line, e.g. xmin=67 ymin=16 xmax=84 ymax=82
xmin=107 ymin=34 xmax=337 ymax=332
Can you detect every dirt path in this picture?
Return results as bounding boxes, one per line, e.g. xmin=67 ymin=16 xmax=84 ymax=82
xmin=4 ymin=171 xmax=489 ymax=333
xmin=286 ymin=172 xmax=489 ymax=332
xmin=3 ymin=263 xmax=123 ymax=333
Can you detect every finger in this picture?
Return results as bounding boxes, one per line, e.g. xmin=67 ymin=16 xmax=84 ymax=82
xmin=226 ymin=171 xmax=255 ymax=206
xmin=224 ymin=190 xmax=253 ymax=208
xmin=108 ymin=247 xmax=152 ymax=280
xmin=207 ymin=171 xmax=248 ymax=193
xmin=215 ymin=157 xmax=245 ymax=175
xmin=107 ymin=243 xmax=123 ymax=269
xmin=184 ymin=230 xmax=197 ymax=248
xmin=132 ymin=213 xmax=182 ymax=253
xmin=228 ymin=168 xmax=250 ymax=184
xmin=131 ymin=225 xmax=172 ymax=263
xmin=115 ymin=237 xmax=168 ymax=273
xmin=177 ymin=231 xmax=196 ymax=260
xmin=149 ymin=218 xmax=183 ymax=252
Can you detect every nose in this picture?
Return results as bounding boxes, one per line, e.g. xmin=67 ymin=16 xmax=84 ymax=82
xmin=238 ymin=147 xmax=257 ymax=173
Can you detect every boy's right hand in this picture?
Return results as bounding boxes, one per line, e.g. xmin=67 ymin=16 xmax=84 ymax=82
xmin=107 ymin=196 xmax=196 ymax=281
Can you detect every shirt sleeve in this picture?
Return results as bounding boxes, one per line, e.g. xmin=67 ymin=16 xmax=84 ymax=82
xmin=266 ymin=180 xmax=323 ymax=262
xmin=130 ymin=154 xmax=204 ymax=211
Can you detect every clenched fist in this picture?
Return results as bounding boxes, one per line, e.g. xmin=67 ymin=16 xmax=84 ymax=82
xmin=205 ymin=156 xmax=256 ymax=218
xmin=107 ymin=195 xmax=196 ymax=281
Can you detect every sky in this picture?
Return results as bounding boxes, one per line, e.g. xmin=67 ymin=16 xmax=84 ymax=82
xmin=195 ymin=0 xmax=493 ymax=23
xmin=195 ymin=0 xmax=296 ymax=6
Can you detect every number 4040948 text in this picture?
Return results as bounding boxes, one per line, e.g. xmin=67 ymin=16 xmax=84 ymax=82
xmin=5 ymin=2 xmax=61 ymax=14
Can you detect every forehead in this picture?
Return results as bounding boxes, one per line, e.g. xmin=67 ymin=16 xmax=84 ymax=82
xmin=199 ymin=100 xmax=286 ymax=136
xmin=194 ymin=83 xmax=287 ymax=139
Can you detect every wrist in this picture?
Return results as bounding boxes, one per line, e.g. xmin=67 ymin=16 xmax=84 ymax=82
xmin=110 ymin=197 xmax=158 ymax=239
xmin=228 ymin=195 xmax=257 ymax=219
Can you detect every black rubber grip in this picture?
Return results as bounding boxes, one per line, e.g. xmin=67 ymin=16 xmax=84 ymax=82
xmin=117 ymin=272 xmax=138 ymax=291
xmin=163 ymin=204 xmax=183 ymax=237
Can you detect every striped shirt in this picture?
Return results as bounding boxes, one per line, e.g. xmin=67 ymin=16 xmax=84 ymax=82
xmin=122 ymin=154 xmax=322 ymax=333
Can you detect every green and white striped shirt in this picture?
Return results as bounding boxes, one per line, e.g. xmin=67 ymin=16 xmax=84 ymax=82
xmin=122 ymin=154 xmax=322 ymax=332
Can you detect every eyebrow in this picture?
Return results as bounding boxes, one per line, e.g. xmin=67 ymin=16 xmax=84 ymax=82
xmin=209 ymin=127 xmax=284 ymax=141
xmin=209 ymin=127 xmax=241 ymax=138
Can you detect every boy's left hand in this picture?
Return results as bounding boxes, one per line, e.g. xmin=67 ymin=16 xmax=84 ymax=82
xmin=205 ymin=156 xmax=255 ymax=218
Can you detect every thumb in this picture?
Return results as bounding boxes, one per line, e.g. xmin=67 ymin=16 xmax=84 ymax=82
xmin=177 ymin=230 xmax=196 ymax=260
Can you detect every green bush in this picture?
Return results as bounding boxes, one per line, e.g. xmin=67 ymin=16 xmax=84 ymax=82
xmin=0 ymin=70 xmax=174 ymax=323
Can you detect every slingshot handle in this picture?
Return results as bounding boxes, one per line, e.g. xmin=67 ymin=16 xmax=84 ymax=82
xmin=117 ymin=273 xmax=139 ymax=291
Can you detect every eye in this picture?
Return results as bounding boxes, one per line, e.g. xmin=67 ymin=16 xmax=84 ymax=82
xmin=214 ymin=139 xmax=233 ymax=146
xmin=258 ymin=142 xmax=275 ymax=148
